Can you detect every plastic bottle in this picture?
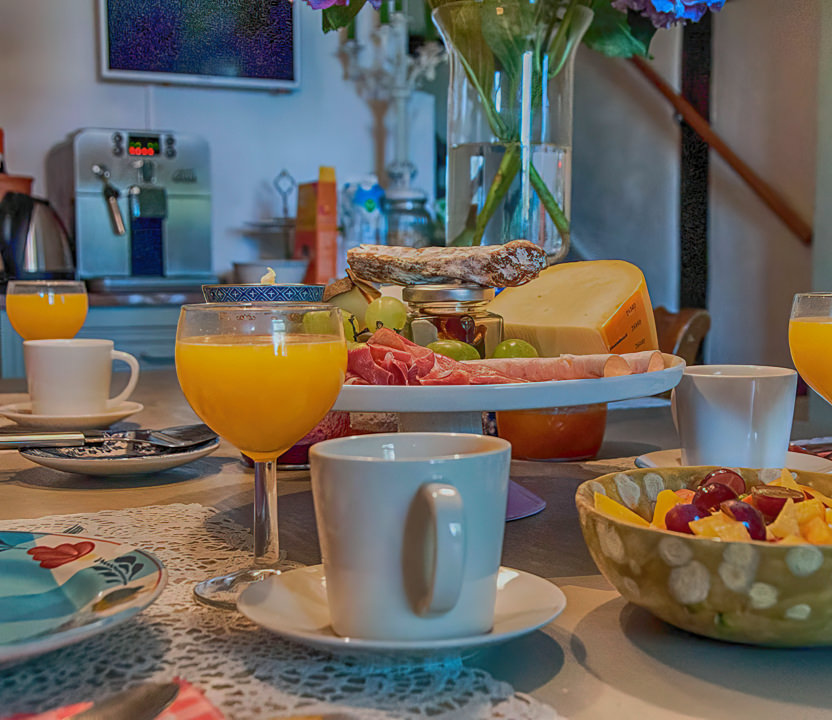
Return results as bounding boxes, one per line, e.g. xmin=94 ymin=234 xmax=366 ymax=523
xmin=338 ymin=175 xmax=386 ymax=277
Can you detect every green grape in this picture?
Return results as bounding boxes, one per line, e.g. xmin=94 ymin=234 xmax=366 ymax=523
xmin=302 ymin=310 xmax=334 ymax=335
xmin=365 ymin=296 xmax=408 ymax=332
xmin=427 ymin=339 xmax=480 ymax=361
xmin=492 ymin=339 xmax=539 ymax=358
xmin=342 ymin=311 xmax=359 ymax=342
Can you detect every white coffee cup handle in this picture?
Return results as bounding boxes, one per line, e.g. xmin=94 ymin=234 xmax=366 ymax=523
xmin=416 ymin=482 xmax=465 ymax=615
xmin=106 ymin=350 xmax=140 ymax=409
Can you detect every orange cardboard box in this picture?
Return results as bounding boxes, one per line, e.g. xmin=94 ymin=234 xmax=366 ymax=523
xmin=293 ymin=166 xmax=337 ymax=285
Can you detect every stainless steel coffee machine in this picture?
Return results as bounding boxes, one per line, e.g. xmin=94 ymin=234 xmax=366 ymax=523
xmin=47 ymin=128 xmax=215 ymax=289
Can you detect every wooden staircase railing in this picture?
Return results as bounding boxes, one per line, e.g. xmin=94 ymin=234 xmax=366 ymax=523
xmin=629 ymin=55 xmax=813 ymax=246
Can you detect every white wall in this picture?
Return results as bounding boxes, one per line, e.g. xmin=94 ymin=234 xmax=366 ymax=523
xmin=572 ymin=30 xmax=682 ymax=312
xmin=708 ymin=0 xmax=817 ymax=365
xmin=0 ymin=0 xmax=434 ymax=278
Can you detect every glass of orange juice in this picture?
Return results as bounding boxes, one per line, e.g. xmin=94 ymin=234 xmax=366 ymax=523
xmin=789 ymin=293 xmax=832 ymax=404
xmin=6 ymin=280 xmax=88 ymax=340
xmin=175 ymin=302 xmax=347 ymax=609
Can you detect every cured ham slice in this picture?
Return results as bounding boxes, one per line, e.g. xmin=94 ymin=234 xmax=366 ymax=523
xmin=345 ymin=329 xmax=669 ymax=386
xmin=462 ymin=354 xmax=633 ymax=380
xmin=346 ymin=328 xmax=520 ymax=386
xmin=621 ymin=350 xmax=666 ymax=374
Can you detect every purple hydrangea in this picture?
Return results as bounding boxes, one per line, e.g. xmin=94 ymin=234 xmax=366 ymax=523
xmin=305 ymin=0 xmax=346 ymax=9
xmin=305 ymin=0 xmax=381 ymax=10
xmin=612 ymin=0 xmax=724 ymax=29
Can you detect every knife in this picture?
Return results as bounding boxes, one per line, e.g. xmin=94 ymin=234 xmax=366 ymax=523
xmin=0 ymin=423 xmax=217 ymax=450
xmin=72 ymin=680 xmax=180 ymax=720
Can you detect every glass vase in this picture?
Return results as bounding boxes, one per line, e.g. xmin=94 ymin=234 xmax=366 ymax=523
xmin=432 ymin=0 xmax=592 ymax=259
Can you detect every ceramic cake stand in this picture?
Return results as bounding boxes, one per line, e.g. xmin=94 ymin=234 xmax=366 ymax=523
xmin=333 ymin=354 xmax=685 ymax=433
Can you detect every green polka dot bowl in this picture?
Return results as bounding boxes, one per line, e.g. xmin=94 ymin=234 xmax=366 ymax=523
xmin=575 ymin=467 xmax=832 ymax=647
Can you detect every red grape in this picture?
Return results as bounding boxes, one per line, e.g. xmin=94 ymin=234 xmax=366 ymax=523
xmin=693 ymin=483 xmax=739 ymax=513
xmin=751 ymin=485 xmax=804 ymax=521
xmin=665 ymin=503 xmax=707 ymax=534
xmin=698 ymin=468 xmax=745 ymax=495
xmin=720 ymin=500 xmax=767 ymax=541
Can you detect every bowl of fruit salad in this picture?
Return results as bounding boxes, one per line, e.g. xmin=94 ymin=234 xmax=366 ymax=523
xmin=576 ymin=466 xmax=832 ymax=646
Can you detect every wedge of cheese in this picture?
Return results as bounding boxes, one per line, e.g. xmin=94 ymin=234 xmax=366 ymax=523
xmin=487 ymin=260 xmax=658 ymax=356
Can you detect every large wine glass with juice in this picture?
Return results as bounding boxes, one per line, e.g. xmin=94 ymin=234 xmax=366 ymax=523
xmin=175 ymin=303 xmax=347 ymax=609
xmin=6 ymin=280 xmax=88 ymax=340
xmin=789 ymin=293 xmax=832 ymax=404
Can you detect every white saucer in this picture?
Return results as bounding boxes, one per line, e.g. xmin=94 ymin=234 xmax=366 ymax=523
xmin=0 ymin=401 xmax=143 ymax=430
xmin=20 ymin=438 xmax=220 ymax=476
xmin=237 ymin=565 xmax=566 ymax=656
xmin=635 ymin=449 xmax=832 ymax=474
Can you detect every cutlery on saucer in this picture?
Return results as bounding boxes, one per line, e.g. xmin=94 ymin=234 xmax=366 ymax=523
xmin=0 ymin=423 xmax=216 ymax=450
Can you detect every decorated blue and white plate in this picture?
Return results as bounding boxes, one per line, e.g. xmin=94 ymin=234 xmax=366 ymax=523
xmin=0 ymin=531 xmax=166 ymax=667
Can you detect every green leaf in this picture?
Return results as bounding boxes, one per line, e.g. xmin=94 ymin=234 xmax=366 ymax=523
xmin=322 ymin=0 xmax=366 ymax=34
xmin=582 ymin=1 xmax=656 ymax=57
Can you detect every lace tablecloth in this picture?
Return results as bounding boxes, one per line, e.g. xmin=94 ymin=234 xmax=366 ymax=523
xmin=0 ymin=504 xmax=560 ymax=720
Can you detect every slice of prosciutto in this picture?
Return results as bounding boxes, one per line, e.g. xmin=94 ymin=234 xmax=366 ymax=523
xmin=346 ymin=328 xmax=520 ymax=386
xmin=462 ymin=351 xmax=667 ymax=381
xmin=345 ymin=329 xmax=668 ymax=386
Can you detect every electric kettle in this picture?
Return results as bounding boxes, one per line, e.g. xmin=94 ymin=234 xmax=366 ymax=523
xmin=0 ymin=192 xmax=75 ymax=280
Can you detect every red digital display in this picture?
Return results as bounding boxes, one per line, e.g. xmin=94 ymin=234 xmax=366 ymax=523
xmin=127 ymin=134 xmax=160 ymax=157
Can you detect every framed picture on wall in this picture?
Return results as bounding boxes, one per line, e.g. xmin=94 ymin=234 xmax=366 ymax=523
xmin=97 ymin=0 xmax=299 ymax=92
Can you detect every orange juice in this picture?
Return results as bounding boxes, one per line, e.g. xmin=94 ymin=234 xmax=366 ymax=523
xmin=789 ymin=317 xmax=832 ymax=403
xmin=175 ymin=334 xmax=347 ymax=461
xmin=6 ymin=292 xmax=88 ymax=340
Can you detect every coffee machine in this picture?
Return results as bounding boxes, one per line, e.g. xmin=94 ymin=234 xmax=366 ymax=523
xmin=47 ymin=128 xmax=215 ymax=289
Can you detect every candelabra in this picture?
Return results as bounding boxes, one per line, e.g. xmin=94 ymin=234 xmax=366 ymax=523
xmin=338 ymin=3 xmax=445 ymax=191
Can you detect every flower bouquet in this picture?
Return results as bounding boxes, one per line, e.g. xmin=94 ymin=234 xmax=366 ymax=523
xmin=309 ymin=0 xmax=724 ymax=254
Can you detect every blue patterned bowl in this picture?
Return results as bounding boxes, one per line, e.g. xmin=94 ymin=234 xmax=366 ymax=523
xmin=202 ymin=283 xmax=325 ymax=303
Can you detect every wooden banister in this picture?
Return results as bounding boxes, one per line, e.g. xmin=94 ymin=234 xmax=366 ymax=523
xmin=629 ymin=55 xmax=813 ymax=246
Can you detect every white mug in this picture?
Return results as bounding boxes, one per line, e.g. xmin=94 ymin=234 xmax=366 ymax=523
xmin=24 ymin=339 xmax=140 ymax=416
xmin=309 ymin=432 xmax=511 ymax=641
xmin=672 ymin=364 xmax=797 ymax=468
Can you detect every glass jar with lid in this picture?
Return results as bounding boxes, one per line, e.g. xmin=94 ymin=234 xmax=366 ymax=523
xmin=403 ymin=284 xmax=503 ymax=359
xmin=383 ymin=188 xmax=434 ymax=248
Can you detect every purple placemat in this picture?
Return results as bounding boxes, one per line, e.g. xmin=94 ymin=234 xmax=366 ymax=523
xmin=506 ymin=480 xmax=546 ymax=521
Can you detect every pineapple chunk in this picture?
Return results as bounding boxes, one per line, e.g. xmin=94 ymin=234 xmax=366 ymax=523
xmin=594 ymin=492 xmax=649 ymax=527
xmin=770 ymin=468 xmax=801 ymax=491
xmin=804 ymin=487 xmax=832 ymax=508
xmin=825 ymin=507 xmax=832 ymax=525
xmin=768 ymin=499 xmax=800 ymax=539
xmin=689 ymin=514 xmax=751 ymax=541
xmin=802 ymin=516 xmax=832 ymax=545
xmin=795 ymin=498 xmax=825 ymax=528
xmin=651 ymin=489 xmax=683 ymax=529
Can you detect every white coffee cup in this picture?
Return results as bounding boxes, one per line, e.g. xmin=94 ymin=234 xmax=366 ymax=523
xmin=309 ymin=432 xmax=511 ymax=641
xmin=24 ymin=339 xmax=140 ymax=416
xmin=672 ymin=364 xmax=797 ymax=468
